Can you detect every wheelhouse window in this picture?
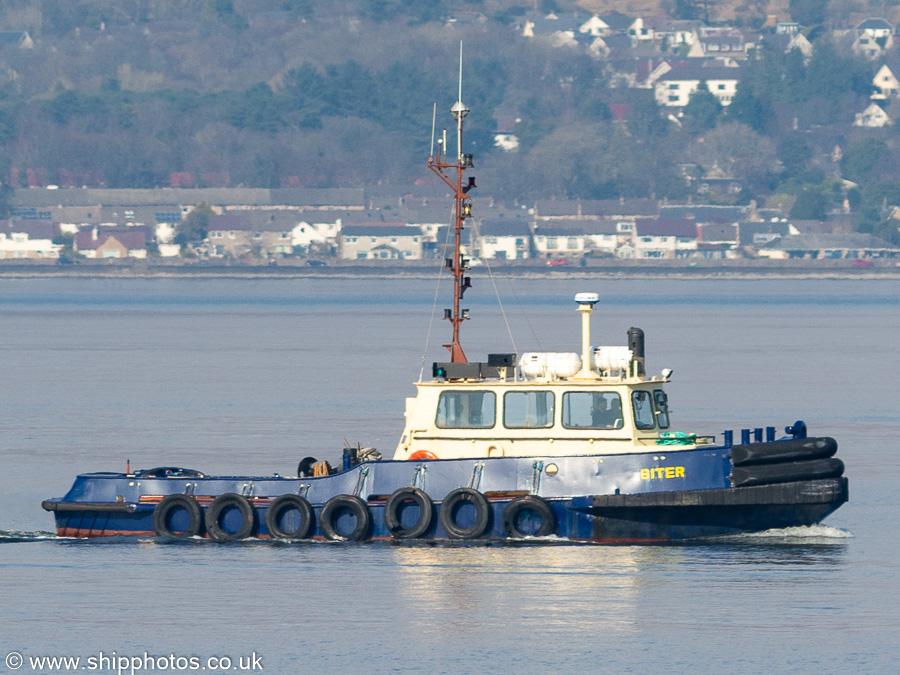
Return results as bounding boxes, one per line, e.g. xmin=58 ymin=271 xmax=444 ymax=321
xmin=632 ymin=391 xmax=656 ymax=429
xmin=504 ymin=391 xmax=554 ymax=429
xmin=562 ymin=392 xmax=624 ymax=430
xmin=436 ymin=391 xmax=496 ymax=429
xmin=654 ymin=389 xmax=670 ymax=429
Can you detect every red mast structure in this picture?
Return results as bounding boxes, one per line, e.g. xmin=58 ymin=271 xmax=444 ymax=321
xmin=428 ymin=47 xmax=475 ymax=364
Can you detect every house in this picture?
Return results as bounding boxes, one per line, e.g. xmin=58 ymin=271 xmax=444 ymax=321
xmin=206 ymin=213 xmax=296 ymax=258
xmin=0 ymin=31 xmax=34 ymax=49
xmin=522 ymin=12 xmax=584 ymax=47
xmin=622 ymin=217 xmax=698 ymax=258
xmin=471 ymin=221 xmax=531 ymax=260
xmin=872 ymin=64 xmax=900 ymax=99
xmin=761 ymin=32 xmax=813 ymax=61
xmin=534 ymin=199 xmax=604 ymax=221
xmin=853 ymin=29 xmax=894 ymax=60
xmin=655 ymin=62 xmax=743 ymax=107
xmin=652 ymin=19 xmax=705 ymax=51
xmin=697 ymin=222 xmax=739 ymax=257
xmin=0 ymin=220 xmax=61 ymax=259
xmin=291 ymin=218 xmax=341 ymax=253
xmin=340 ymin=224 xmax=422 ymax=261
xmin=854 ymin=103 xmax=891 ymax=127
xmin=687 ymin=30 xmax=752 ymax=60
xmin=532 ymin=220 xmax=619 ymax=258
xmin=74 ymin=227 xmax=147 ymax=259
xmin=758 ymin=233 xmax=899 ymax=259
xmin=857 ymin=18 xmax=894 ymax=40
xmin=596 ymin=198 xmax=660 ymax=221
xmin=531 ymin=223 xmax=588 ymax=259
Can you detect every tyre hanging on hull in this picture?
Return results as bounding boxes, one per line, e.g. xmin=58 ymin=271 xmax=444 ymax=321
xmin=320 ymin=495 xmax=371 ymax=541
xmin=439 ymin=488 xmax=491 ymax=540
xmin=502 ymin=495 xmax=556 ymax=539
xmin=205 ymin=493 xmax=256 ymax=541
xmin=384 ymin=487 xmax=433 ymax=539
xmin=265 ymin=494 xmax=314 ymax=540
xmin=731 ymin=437 xmax=837 ymax=466
xmin=152 ymin=494 xmax=202 ymax=539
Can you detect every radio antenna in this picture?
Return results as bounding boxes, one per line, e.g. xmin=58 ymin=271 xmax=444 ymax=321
xmin=430 ymin=102 xmax=437 ymax=159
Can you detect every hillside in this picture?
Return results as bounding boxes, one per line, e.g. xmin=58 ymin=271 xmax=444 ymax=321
xmin=1 ymin=0 xmax=899 ymax=246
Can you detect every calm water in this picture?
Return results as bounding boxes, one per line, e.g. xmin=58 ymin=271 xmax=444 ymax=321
xmin=1 ymin=277 xmax=898 ymax=673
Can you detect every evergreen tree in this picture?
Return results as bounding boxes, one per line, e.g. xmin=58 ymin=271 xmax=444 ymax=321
xmin=728 ymin=84 xmax=769 ymax=132
xmin=683 ymin=81 xmax=721 ymax=134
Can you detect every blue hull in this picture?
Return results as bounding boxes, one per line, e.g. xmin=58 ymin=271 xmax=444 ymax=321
xmin=43 ymin=439 xmax=848 ymax=542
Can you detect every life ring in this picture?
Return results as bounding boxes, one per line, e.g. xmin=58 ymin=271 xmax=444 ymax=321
xmin=265 ymin=494 xmax=314 ymax=540
xmin=205 ymin=493 xmax=256 ymax=541
xmin=152 ymin=494 xmax=202 ymax=538
xmin=384 ymin=487 xmax=433 ymax=539
xmin=439 ymin=488 xmax=491 ymax=539
xmin=408 ymin=450 xmax=438 ymax=461
xmin=320 ymin=495 xmax=371 ymax=541
xmin=502 ymin=496 xmax=555 ymax=539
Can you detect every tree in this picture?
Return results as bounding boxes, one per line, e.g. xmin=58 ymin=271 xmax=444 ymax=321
xmin=728 ymin=84 xmax=769 ymax=132
xmin=777 ymin=137 xmax=814 ymax=178
xmin=789 ymin=187 xmax=829 ymax=220
xmin=789 ymin=0 xmax=826 ymax=26
xmin=683 ymin=81 xmax=721 ymax=134
xmin=689 ymin=123 xmax=778 ymax=189
xmin=842 ymin=138 xmax=889 ymax=184
xmin=175 ymin=202 xmax=213 ymax=245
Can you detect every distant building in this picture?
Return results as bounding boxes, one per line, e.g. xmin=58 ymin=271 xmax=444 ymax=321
xmin=206 ymin=213 xmax=297 ymax=258
xmin=0 ymin=220 xmax=61 ymax=259
xmin=74 ymin=227 xmax=147 ymax=259
xmin=340 ymin=224 xmax=422 ymax=260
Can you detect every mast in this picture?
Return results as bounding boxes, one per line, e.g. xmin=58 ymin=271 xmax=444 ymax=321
xmin=428 ymin=43 xmax=476 ymax=363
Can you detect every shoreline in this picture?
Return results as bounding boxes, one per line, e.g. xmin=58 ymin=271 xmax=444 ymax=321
xmin=1 ymin=260 xmax=898 ymax=281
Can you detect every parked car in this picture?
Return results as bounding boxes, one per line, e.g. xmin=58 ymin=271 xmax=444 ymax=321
xmin=546 ymin=258 xmax=568 ymax=266
xmin=852 ymin=259 xmax=874 ymax=267
xmin=56 ymin=256 xmax=78 ymax=266
xmin=305 ymin=260 xmax=328 ymax=267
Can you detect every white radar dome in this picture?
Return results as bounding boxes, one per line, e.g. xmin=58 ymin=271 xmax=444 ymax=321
xmin=574 ymin=292 xmax=600 ymax=305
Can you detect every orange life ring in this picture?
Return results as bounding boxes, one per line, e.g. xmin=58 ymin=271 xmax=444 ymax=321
xmin=408 ymin=450 xmax=438 ymax=461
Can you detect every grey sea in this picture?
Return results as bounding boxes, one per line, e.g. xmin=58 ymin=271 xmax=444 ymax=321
xmin=1 ymin=276 xmax=897 ymax=674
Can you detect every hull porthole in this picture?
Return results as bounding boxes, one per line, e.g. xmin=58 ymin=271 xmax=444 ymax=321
xmin=384 ymin=487 xmax=433 ymax=539
xmin=502 ymin=496 xmax=555 ymax=539
xmin=265 ymin=494 xmax=314 ymax=540
xmin=152 ymin=494 xmax=202 ymax=539
xmin=320 ymin=495 xmax=371 ymax=541
xmin=439 ymin=488 xmax=491 ymax=540
xmin=205 ymin=493 xmax=256 ymax=542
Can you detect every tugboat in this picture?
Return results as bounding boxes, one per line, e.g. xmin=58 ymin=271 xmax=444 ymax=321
xmin=42 ymin=66 xmax=848 ymax=543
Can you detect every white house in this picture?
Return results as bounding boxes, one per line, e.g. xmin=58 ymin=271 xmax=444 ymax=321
xmin=654 ymin=64 xmax=742 ymax=107
xmin=620 ymin=218 xmax=698 ymax=259
xmin=292 ymin=218 xmax=341 ymax=250
xmin=854 ymin=103 xmax=891 ymax=127
xmin=472 ymin=220 xmax=532 ymax=260
xmin=0 ymin=221 xmax=61 ymax=259
xmin=340 ymin=224 xmax=422 ymax=261
xmin=872 ymin=64 xmax=900 ymax=99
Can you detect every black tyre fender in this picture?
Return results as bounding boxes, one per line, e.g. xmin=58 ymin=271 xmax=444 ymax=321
xmin=502 ymin=495 xmax=556 ymax=539
xmin=731 ymin=437 xmax=838 ymax=467
xmin=439 ymin=488 xmax=491 ymax=540
xmin=152 ymin=494 xmax=202 ymax=538
xmin=205 ymin=493 xmax=256 ymax=542
xmin=384 ymin=487 xmax=433 ymax=539
xmin=265 ymin=494 xmax=314 ymax=540
xmin=320 ymin=495 xmax=371 ymax=541
xmin=731 ymin=457 xmax=845 ymax=488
